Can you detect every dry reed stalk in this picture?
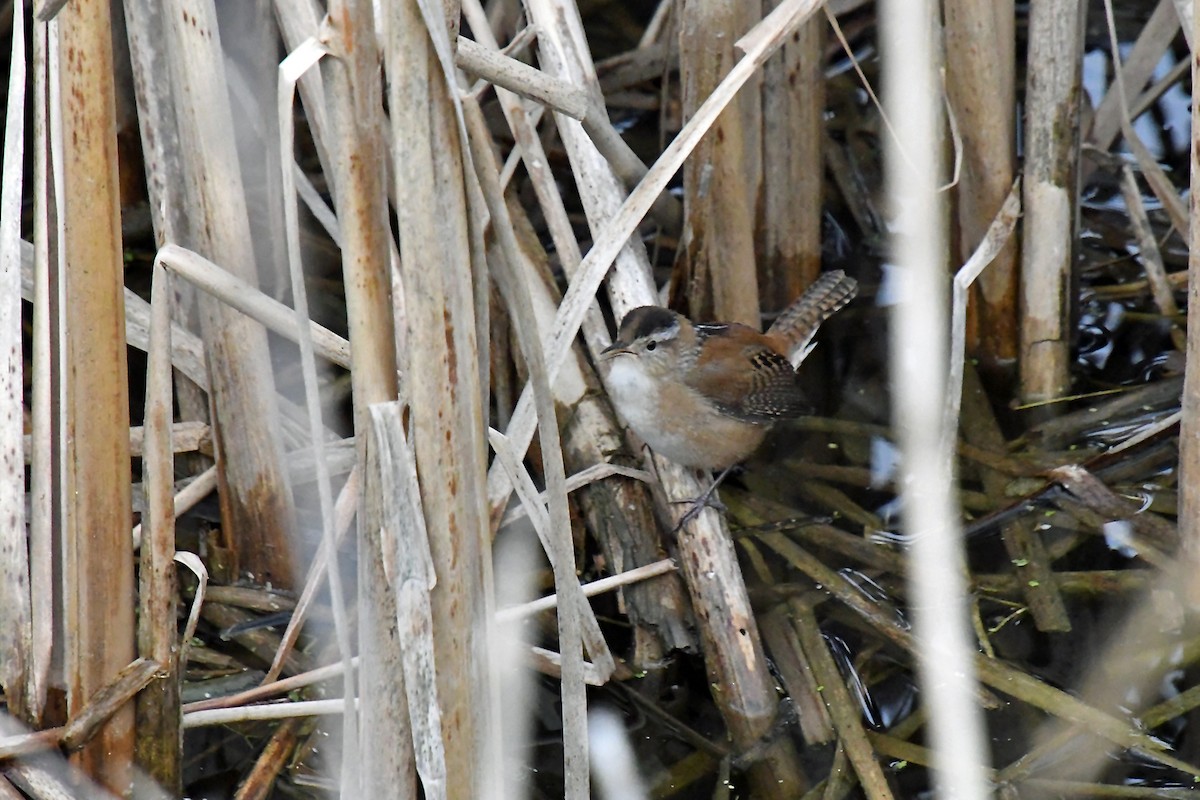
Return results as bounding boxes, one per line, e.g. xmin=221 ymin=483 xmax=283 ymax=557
xmin=183 ymin=699 xmax=349 ymax=728
xmin=1129 ymin=58 xmax=1192 ymax=122
xmin=359 ymin=412 xmax=418 ymax=798
xmin=57 ymin=0 xmax=136 ymax=788
xmin=945 ymin=0 xmax=1019 ymax=373
xmin=1181 ymin=0 xmax=1200 ymax=577
xmin=771 ymin=532 xmax=1200 ymax=779
xmin=457 ymin=35 xmax=589 ymax=118
xmin=759 ymin=0 xmax=823 ymax=306
xmin=791 ymin=601 xmax=895 ymax=799
xmin=945 ymin=179 xmax=1021 ymax=450
xmin=883 ymin=0 xmax=990 ymax=796
xmin=0 ymin=658 xmax=160 ymax=762
xmin=676 ymin=0 xmax=762 ymax=326
xmin=960 ymin=365 xmax=1072 ymax=633
xmin=514 ymin=205 xmax=694 ymax=660
xmin=319 ymin=1 xmax=396 ymax=436
xmin=275 ymin=1 xmax=335 ymax=193
xmin=232 ymin=718 xmax=302 ymax=800
xmin=3 ymin=763 xmax=99 ymax=799
xmin=814 ymin=745 xmax=856 ymax=798
xmin=458 ymin=0 xmax=614 ymax=365
xmin=823 ymin=126 xmax=885 ymax=240
xmin=487 ymin=426 xmax=593 ymax=794
xmin=0 ymin=728 xmax=58 ymax=762
xmin=172 ymin=552 xmax=206 ymax=677
xmin=1099 ymin=4 xmax=1190 ymax=238
xmin=122 ymin=0 xmax=192 ymax=248
xmin=155 ymin=245 xmax=351 ymax=369
xmin=1126 ymin=134 xmax=1189 ymax=236
xmin=121 ymin=289 xmax=209 ymax=390
xmin=26 ymin=13 xmax=53 ymax=724
xmin=183 ymin=658 xmax=358 ymax=715
xmin=225 ymin=4 xmax=289 ymax=299
xmin=495 ymin=558 xmax=677 ymax=621
xmin=102 ymin=421 xmax=209 ymax=460
xmin=756 ymin=608 xmax=834 ymax=746
xmin=262 ymin=468 xmax=357 ymax=684
xmin=942 ymin=187 xmax=1049 ymax=636
xmin=18 ymin=238 xmax=212 ymax=390
xmin=478 ymin=4 xmax=680 ymax=232
xmin=0 ymin=0 xmax=30 ymax=723
xmin=0 ymin=777 xmax=18 ymax=798
xmin=522 ymin=0 xmax=662 ymax=325
xmin=60 ymin=658 xmax=160 ymax=757
xmin=513 ymin=2 xmax=821 ymax=794
xmin=133 ymin=259 xmax=181 ymax=790
xmin=999 ymin=578 xmax=1200 ymax=787
xmin=199 ymin=602 xmax=308 ymax=676
xmin=1019 ymin=0 xmax=1084 ymax=407
xmin=737 ymin=537 xmax=835 ymax=749
xmin=1023 ymin=780 xmax=1194 ymax=799
xmin=1086 ymin=0 xmax=1179 ymax=157
xmin=867 ymin=732 xmax=993 ymax=784
xmin=122 ymin=0 xmax=210 ymax=438
xmin=385 ymin=1 xmax=493 ymax=794
xmin=276 ymin=35 xmax=380 ymax=775
xmin=521 ymin=648 xmax=610 ymax=686
xmin=278 ymin=21 xmax=371 ymax=785
xmin=459 ymin=7 xmax=681 ymax=669
xmin=465 ymin=94 xmax=607 ymax=797
xmin=161 ymin=0 xmax=297 ymax=588
xmin=273 ymin=0 xmax=416 ymax=377
xmin=366 ymin=405 xmax=446 ymax=799
xmin=1120 ymin=165 xmax=1185 ymax=351
xmin=458 ymin=6 xmax=692 ymax=658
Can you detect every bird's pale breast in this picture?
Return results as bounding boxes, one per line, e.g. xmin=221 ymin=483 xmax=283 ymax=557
xmin=606 ymin=356 xmax=767 ymax=469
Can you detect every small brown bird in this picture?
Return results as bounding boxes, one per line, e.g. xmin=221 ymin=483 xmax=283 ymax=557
xmin=600 ymin=271 xmax=858 ymax=474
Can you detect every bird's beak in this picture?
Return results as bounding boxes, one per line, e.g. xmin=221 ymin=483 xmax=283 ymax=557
xmin=600 ymin=341 xmax=631 ymax=360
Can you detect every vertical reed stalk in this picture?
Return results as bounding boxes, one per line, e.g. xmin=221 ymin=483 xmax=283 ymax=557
xmin=123 ymin=0 xmax=211 ymax=435
xmin=0 ymin=0 xmax=30 ymax=722
xmin=121 ymin=0 xmax=192 ymax=246
xmin=358 ymin=454 xmax=417 ymax=797
xmin=677 ymin=0 xmax=762 ymax=325
xmin=464 ymin=95 xmax=593 ymax=797
xmin=289 ymin=0 xmax=396 ymax=784
xmin=135 ymin=260 xmax=180 ymax=791
xmin=58 ymin=0 xmax=136 ymax=787
xmin=161 ymin=0 xmax=297 ymax=587
xmin=460 ymin=0 xmax=692 ymax=665
xmin=759 ymin=1 xmax=823 ymax=305
xmin=386 ymin=1 xmax=491 ymax=793
xmin=884 ymin=0 xmax=990 ymax=796
xmin=520 ymin=0 xmax=660 ymax=326
xmin=321 ymin=0 xmax=397 ymax=447
xmin=27 ymin=11 xmax=53 ymax=722
xmin=1019 ymin=0 xmax=1085 ymax=407
xmin=1179 ymin=0 xmax=1200 ymax=573
xmin=945 ymin=0 xmax=1019 ymax=375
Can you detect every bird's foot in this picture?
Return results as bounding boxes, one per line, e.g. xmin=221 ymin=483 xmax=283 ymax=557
xmin=670 ymin=465 xmax=737 ymax=533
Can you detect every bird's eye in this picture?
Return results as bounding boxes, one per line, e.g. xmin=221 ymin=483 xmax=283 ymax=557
xmin=646 ymin=341 xmax=657 ymax=352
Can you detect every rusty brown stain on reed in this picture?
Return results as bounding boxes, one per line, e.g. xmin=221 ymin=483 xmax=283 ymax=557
xmin=442 ymin=309 xmax=458 ymax=385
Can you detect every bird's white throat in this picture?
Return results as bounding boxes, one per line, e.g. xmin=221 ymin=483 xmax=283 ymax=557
xmin=604 ymin=356 xmax=662 ymax=437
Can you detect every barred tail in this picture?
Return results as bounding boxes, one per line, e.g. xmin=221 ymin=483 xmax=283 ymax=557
xmin=768 ymin=270 xmax=858 ymax=367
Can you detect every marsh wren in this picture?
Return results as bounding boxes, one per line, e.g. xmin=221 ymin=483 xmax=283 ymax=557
xmin=600 ymin=270 xmax=858 ymax=474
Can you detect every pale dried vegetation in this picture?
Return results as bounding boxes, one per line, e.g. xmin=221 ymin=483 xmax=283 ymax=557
xmin=2 ymin=1 xmax=1200 ymax=799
